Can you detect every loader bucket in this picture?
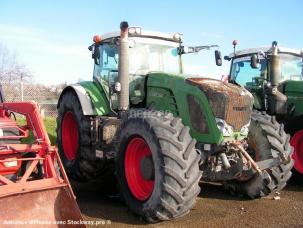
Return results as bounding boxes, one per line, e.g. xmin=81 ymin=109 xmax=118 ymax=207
xmin=0 ymin=187 xmax=84 ymax=227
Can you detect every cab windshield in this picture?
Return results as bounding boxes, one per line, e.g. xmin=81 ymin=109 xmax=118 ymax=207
xmin=93 ymin=38 xmax=180 ymax=82
xmin=280 ymin=54 xmax=303 ymax=81
xmin=230 ymin=53 xmax=303 ymax=86
xmin=230 ymin=56 xmax=267 ymax=86
xmin=129 ymin=38 xmax=180 ymax=75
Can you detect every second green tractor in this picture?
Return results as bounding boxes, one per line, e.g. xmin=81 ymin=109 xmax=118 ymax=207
xmin=56 ymin=22 xmax=293 ymax=222
xmin=226 ymin=41 xmax=302 ymax=179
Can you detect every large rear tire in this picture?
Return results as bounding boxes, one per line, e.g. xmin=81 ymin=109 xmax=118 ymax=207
xmin=57 ymin=90 xmax=103 ymax=181
xmin=224 ymin=111 xmax=293 ymax=198
xmin=116 ymin=110 xmax=201 ymax=222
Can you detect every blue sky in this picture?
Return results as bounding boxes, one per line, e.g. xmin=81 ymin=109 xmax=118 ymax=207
xmin=0 ymin=0 xmax=302 ymax=85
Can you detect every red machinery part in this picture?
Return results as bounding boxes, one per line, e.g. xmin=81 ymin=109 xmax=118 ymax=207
xmin=0 ymin=154 xmax=22 ymax=175
xmin=291 ymin=129 xmax=303 ymax=174
xmin=0 ymin=101 xmax=84 ymax=225
xmin=61 ymin=111 xmax=79 ymax=161
xmin=124 ymin=137 xmax=154 ymax=201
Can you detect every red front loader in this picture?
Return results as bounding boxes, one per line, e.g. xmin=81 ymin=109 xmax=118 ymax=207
xmin=0 ymin=85 xmax=83 ymax=227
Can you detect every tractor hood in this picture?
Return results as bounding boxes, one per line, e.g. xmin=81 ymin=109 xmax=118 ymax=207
xmin=186 ymin=78 xmax=254 ymax=132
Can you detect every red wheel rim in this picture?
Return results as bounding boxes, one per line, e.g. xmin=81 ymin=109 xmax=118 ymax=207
xmin=291 ymin=130 xmax=303 ymax=174
xmin=61 ymin=111 xmax=79 ymax=161
xmin=124 ymin=137 xmax=154 ymax=201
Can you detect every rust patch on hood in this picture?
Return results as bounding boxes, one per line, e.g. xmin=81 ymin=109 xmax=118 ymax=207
xmin=186 ymin=78 xmax=247 ymax=95
xmin=186 ymin=78 xmax=253 ymax=131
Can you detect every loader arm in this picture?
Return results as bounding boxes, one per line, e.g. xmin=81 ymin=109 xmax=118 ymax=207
xmin=0 ymin=102 xmax=51 ymax=149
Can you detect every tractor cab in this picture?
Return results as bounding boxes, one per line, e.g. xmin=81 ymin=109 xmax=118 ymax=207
xmin=229 ymin=46 xmax=303 ymax=86
xmin=227 ymin=43 xmax=303 ymax=114
xmin=89 ymin=28 xmax=222 ymax=109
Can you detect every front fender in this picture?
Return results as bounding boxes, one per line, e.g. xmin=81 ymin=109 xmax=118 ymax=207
xmin=58 ymin=81 xmax=110 ymax=116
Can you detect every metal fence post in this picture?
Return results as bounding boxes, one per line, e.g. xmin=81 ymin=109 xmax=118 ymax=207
xmin=20 ymin=81 xmax=24 ymax=102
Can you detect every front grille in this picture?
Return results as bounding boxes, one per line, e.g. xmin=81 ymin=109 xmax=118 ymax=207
xmin=186 ymin=78 xmax=253 ymax=132
xmin=224 ymin=93 xmax=252 ymax=131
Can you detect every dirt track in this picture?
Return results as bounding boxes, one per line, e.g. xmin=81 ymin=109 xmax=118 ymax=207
xmin=74 ymin=178 xmax=303 ymax=228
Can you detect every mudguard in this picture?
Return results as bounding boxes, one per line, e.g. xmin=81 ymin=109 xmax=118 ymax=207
xmin=58 ymin=81 xmax=110 ymax=116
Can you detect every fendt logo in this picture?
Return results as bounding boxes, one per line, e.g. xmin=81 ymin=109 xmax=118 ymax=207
xmin=233 ymin=106 xmax=249 ymax=111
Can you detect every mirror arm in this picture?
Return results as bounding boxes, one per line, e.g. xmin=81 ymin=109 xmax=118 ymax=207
xmin=179 ymin=45 xmax=219 ymax=55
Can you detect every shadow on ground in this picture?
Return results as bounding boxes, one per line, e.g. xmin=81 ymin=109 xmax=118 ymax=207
xmin=72 ymin=180 xmax=146 ymax=225
xmin=286 ymin=170 xmax=303 ymax=191
xmin=73 ymin=181 xmax=248 ymax=225
xmin=198 ymin=182 xmax=250 ymax=201
xmin=73 ymin=174 xmax=303 ymax=226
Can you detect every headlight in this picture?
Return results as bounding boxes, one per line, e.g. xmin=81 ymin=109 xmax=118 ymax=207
xmin=135 ymin=27 xmax=141 ymax=34
xmin=215 ymin=118 xmax=234 ymax=137
xmin=240 ymin=121 xmax=250 ymax=136
xmin=128 ymin=27 xmax=141 ymax=35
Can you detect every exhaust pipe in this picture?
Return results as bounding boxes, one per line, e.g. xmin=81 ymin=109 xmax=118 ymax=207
xmin=270 ymin=42 xmax=281 ymax=87
xmin=118 ymin=21 xmax=129 ymax=112
xmin=268 ymin=41 xmax=287 ymax=114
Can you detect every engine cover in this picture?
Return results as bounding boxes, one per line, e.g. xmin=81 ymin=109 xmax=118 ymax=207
xmin=186 ymin=78 xmax=253 ymax=131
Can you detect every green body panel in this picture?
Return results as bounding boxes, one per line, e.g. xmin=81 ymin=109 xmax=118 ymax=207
xmin=251 ymin=91 xmax=262 ymax=109
xmin=244 ymin=78 xmax=265 ymax=110
xmin=146 ymin=72 xmax=223 ymax=144
xmin=81 ymin=72 xmax=246 ymax=145
xmin=248 ymin=80 xmax=303 ymax=116
xmin=245 ymin=88 xmax=263 ymax=110
xmin=79 ymin=80 xmax=111 ymax=115
xmin=284 ymin=80 xmax=303 ymax=116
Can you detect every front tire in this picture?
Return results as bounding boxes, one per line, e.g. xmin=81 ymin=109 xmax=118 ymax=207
xmin=225 ymin=111 xmax=293 ymax=198
xmin=117 ymin=110 xmax=201 ymax=222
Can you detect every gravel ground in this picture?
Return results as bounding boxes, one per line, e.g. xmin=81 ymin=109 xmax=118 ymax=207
xmin=74 ymin=177 xmax=303 ymax=228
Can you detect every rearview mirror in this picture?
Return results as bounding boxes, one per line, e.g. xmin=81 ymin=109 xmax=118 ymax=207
xmin=251 ymin=54 xmax=259 ymax=69
xmin=224 ymin=56 xmax=231 ymax=61
xmin=89 ymin=44 xmax=100 ymax=65
xmin=215 ymin=50 xmax=222 ymax=66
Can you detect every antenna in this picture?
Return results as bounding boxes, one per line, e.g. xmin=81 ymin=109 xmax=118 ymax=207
xmin=232 ymin=40 xmax=238 ymax=55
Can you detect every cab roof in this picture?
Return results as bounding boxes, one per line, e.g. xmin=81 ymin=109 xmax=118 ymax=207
xmin=229 ymin=46 xmax=303 ymax=58
xmin=101 ymin=29 xmax=182 ymax=43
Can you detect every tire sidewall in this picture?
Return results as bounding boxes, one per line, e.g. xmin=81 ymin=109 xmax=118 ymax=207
xmin=230 ymin=111 xmax=293 ymax=198
xmin=248 ymin=118 xmax=272 ymax=161
xmin=117 ymin=117 xmax=164 ymax=217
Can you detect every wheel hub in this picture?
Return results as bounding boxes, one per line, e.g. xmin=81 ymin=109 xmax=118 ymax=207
xmin=61 ymin=111 xmax=78 ymax=161
xmin=140 ymin=155 xmax=154 ymax=180
xmin=124 ymin=137 xmax=155 ymax=201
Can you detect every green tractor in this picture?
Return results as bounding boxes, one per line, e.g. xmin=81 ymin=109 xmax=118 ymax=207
xmin=57 ymin=22 xmax=293 ymax=222
xmin=226 ymin=41 xmax=302 ymax=178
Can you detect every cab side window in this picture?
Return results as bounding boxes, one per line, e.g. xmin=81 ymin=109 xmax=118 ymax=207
xmin=94 ymin=44 xmax=119 ymax=87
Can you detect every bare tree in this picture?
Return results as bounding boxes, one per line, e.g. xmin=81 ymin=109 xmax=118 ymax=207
xmin=0 ymin=43 xmax=33 ymax=83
